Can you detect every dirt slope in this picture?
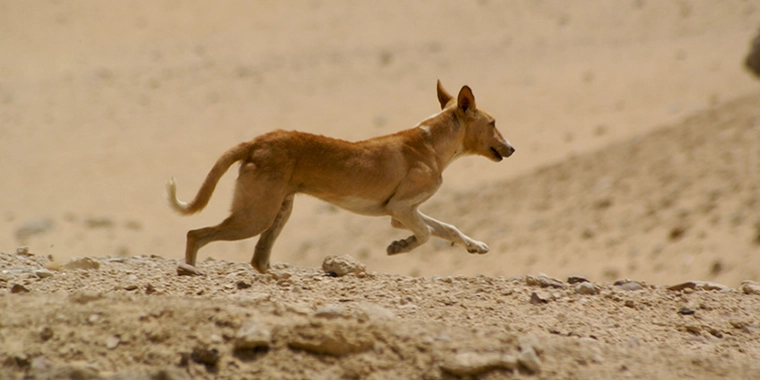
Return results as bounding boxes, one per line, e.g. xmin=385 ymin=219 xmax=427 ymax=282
xmin=2 ymin=253 xmax=760 ymax=379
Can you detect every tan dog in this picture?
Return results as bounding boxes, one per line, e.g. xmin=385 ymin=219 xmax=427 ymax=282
xmin=167 ymin=81 xmax=514 ymax=274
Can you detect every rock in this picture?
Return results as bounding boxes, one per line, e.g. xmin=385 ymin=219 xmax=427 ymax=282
xmin=355 ymin=303 xmax=395 ymax=321
xmin=517 ymin=346 xmax=542 ymax=373
xmin=39 ymin=326 xmax=54 ymax=341
xmin=34 ymin=269 xmax=54 ymax=279
xmin=190 ymin=347 xmax=220 ymax=367
xmin=530 ymin=291 xmax=549 ymax=304
xmin=314 ymin=304 xmax=348 ymax=319
xmin=740 ymin=280 xmax=760 ymax=295
xmin=322 ymin=255 xmax=365 ymax=277
xmin=288 ymin=320 xmax=374 ymax=356
xmin=63 ymin=257 xmax=100 ymax=270
xmin=16 ymin=246 xmax=32 ymax=256
xmin=667 ymin=281 xmax=730 ymax=292
xmin=106 ymin=335 xmax=120 ymax=349
xmin=234 ymin=320 xmax=271 ymax=350
xmin=69 ymin=291 xmax=103 ymax=304
xmin=177 ymin=264 xmax=203 ymax=276
xmin=440 ymin=352 xmax=518 ymax=376
xmin=575 ymin=282 xmax=599 ymax=295
xmin=567 ymin=276 xmax=589 ymax=284
xmin=525 ymin=273 xmax=566 ymax=289
xmin=10 ymin=284 xmax=30 ymax=293
xmin=614 ymin=280 xmax=644 ymax=291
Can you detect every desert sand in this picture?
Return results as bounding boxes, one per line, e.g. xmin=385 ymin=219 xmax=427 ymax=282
xmin=2 ymin=1 xmax=760 ymax=378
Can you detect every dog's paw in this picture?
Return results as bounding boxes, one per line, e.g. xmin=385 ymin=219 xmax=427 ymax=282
xmin=177 ymin=263 xmax=204 ymax=276
xmin=466 ymin=241 xmax=489 ymax=254
xmin=387 ymin=237 xmax=416 ymax=255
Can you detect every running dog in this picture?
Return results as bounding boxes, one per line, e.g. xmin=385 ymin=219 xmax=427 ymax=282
xmin=167 ymin=81 xmax=515 ymax=274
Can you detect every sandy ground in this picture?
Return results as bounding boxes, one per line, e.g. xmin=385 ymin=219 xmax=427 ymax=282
xmin=2 ymin=0 xmax=760 ymax=378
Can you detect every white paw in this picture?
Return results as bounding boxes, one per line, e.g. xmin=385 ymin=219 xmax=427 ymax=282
xmin=466 ymin=241 xmax=489 ymax=254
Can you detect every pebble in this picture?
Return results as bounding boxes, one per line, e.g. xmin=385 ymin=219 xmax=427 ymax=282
xmin=440 ymin=352 xmax=518 ymax=376
xmin=740 ymin=280 xmax=760 ymax=295
xmin=614 ymin=280 xmax=644 ymax=291
xmin=288 ymin=320 xmax=374 ymax=356
xmin=575 ymin=282 xmax=599 ymax=295
xmin=314 ymin=304 xmax=348 ymax=319
xmin=517 ymin=346 xmax=542 ymax=373
xmin=34 ymin=269 xmax=55 ymax=279
xmin=63 ymin=257 xmax=100 ymax=270
xmin=568 ymin=276 xmax=589 ymax=284
xmin=190 ymin=347 xmax=220 ymax=368
xmin=530 ymin=291 xmax=550 ymax=304
xmin=234 ymin=320 xmax=272 ymax=350
xmin=10 ymin=284 xmax=30 ymax=293
xmin=525 ymin=273 xmax=566 ymax=289
xmin=322 ymin=254 xmax=366 ymax=277
xmin=106 ymin=335 xmax=120 ymax=349
xmin=355 ymin=303 xmax=395 ymax=321
xmin=667 ymin=281 xmax=730 ymax=292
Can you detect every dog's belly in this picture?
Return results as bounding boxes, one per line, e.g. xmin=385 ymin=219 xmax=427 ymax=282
xmin=320 ymin=195 xmax=387 ymax=216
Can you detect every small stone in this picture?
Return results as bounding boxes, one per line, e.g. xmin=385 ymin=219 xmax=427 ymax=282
xmin=16 ymin=246 xmax=32 ymax=256
xmin=34 ymin=269 xmax=54 ymax=279
xmin=288 ymin=320 xmax=374 ymax=356
xmin=314 ymin=304 xmax=348 ymax=319
xmin=614 ymin=280 xmax=644 ymax=291
xmin=234 ymin=320 xmax=272 ymax=350
xmin=355 ymin=303 xmax=395 ymax=321
xmin=63 ymin=257 xmax=100 ymax=270
xmin=106 ymin=335 xmax=120 ymax=349
xmin=575 ymin=282 xmax=599 ymax=295
xmin=740 ymin=280 xmax=760 ymax=295
xmin=441 ymin=352 xmax=518 ymax=376
xmin=567 ymin=276 xmax=589 ymax=284
xmin=517 ymin=346 xmax=542 ymax=373
xmin=177 ymin=264 xmax=204 ymax=276
xmin=530 ymin=291 xmax=549 ymax=304
xmin=10 ymin=284 xmax=30 ymax=293
xmin=236 ymin=281 xmax=251 ymax=289
xmin=667 ymin=281 xmax=730 ymax=292
xmin=39 ymin=326 xmax=54 ymax=341
xmin=322 ymin=255 xmax=366 ymax=277
xmin=190 ymin=347 xmax=220 ymax=367
xmin=145 ymin=283 xmax=157 ymax=295
xmin=526 ymin=273 xmax=567 ymax=289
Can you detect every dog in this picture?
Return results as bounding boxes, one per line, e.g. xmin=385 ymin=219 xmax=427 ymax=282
xmin=166 ymin=81 xmax=514 ymax=275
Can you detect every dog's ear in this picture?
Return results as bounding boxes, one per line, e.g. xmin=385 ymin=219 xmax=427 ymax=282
xmin=436 ymin=80 xmax=453 ymax=109
xmin=457 ymin=85 xmax=476 ymax=112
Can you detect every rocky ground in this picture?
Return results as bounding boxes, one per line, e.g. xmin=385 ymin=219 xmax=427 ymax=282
xmin=2 ymin=252 xmax=760 ymax=379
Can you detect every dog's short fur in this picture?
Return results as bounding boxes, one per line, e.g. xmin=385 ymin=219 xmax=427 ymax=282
xmin=167 ymin=81 xmax=514 ymax=274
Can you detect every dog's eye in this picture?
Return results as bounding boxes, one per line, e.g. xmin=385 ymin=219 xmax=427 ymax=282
xmin=489 ymin=121 xmax=496 ymax=128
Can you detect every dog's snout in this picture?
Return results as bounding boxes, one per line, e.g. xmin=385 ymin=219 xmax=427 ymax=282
xmin=505 ymin=143 xmax=515 ymax=157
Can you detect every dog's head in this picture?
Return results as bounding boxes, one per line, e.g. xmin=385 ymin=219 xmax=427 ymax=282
xmin=437 ymin=80 xmax=515 ymax=162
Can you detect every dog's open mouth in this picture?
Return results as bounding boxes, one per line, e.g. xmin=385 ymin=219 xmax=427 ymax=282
xmin=490 ymin=147 xmax=504 ymax=162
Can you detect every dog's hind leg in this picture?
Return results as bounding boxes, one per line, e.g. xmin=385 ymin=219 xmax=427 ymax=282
xmin=184 ymin=163 xmax=287 ymax=268
xmin=251 ymin=194 xmax=294 ymax=273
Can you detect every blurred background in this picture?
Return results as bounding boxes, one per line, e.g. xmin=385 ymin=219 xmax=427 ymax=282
xmin=1 ymin=0 xmax=758 ymax=285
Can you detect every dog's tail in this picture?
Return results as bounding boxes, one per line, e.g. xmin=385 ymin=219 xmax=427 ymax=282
xmin=166 ymin=142 xmax=250 ymax=215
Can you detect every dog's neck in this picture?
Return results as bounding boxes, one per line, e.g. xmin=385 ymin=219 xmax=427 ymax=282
xmin=415 ymin=109 xmax=467 ymax=171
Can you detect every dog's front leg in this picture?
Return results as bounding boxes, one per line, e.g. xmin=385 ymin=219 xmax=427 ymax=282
xmin=419 ymin=212 xmax=489 ymax=254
